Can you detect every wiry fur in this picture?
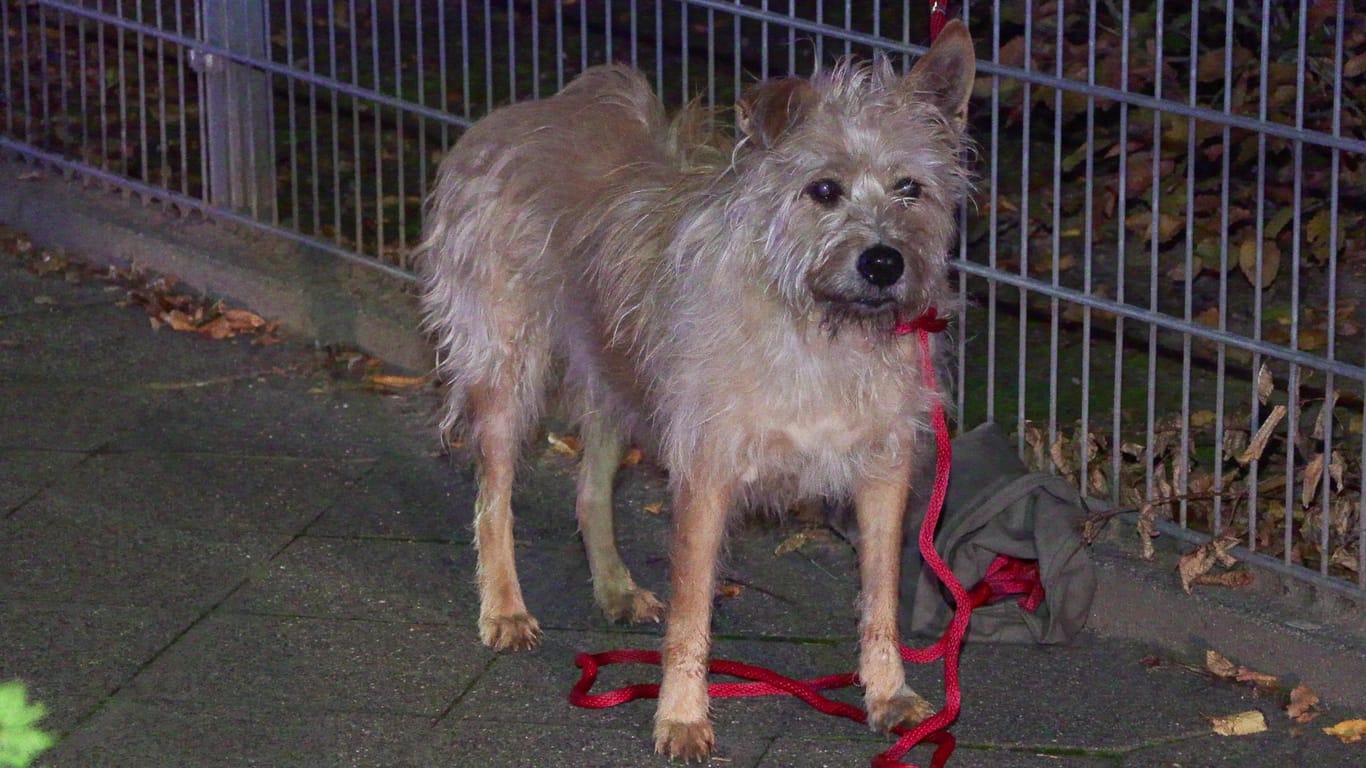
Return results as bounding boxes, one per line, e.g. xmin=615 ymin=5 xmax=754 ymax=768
xmin=415 ymin=22 xmax=976 ymax=762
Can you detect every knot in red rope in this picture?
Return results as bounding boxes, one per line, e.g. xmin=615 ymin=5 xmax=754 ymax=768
xmin=893 ymin=306 xmax=948 ymax=336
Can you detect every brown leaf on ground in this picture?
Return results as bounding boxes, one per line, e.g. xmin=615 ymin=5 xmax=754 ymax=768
xmin=1137 ymin=502 xmax=1158 ymax=560
xmin=642 ymin=502 xmax=665 ymax=515
xmin=1322 ymin=718 xmax=1366 ymax=743
xmin=1234 ymin=667 xmax=1280 ymax=693
xmin=1286 ymin=683 xmax=1321 ymax=723
xmin=1179 ymin=535 xmax=1240 ymax=593
xmin=1237 ymin=404 xmax=1287 ymax=464
xmin=774 ymin=528 xmax=833 ymax=556
xmin=1209 ymin=710 xmax=1268 ymax=736
xmin=620 ymin=447 xmax=643 ymax=466
xmin=717 ymin=583 xmax=743 ymax=599
xmin=545 ymin=432 xmax=581 ymax=457
xmin=1205 ymin=650 xmax=1238 ymax=679
xmin=367 ymin=373 xmax=431 ymax=390
xmin=1192 ymin=570 xmax=1254 ymax=589
xmin=1256 ymin=362 xmax=1274 ymax=405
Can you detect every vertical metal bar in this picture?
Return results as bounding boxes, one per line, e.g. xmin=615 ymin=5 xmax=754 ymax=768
xmin=117 ymin=0 xmax=130 ymax=190
xmin=328 ymin=0 xmax=342 ymax=241
xmin=654 ymin=0 xmax=663 ymax=99
xmin=369 ymin=0 xmax=381 ymax=253
xmin=681 ymin=1 xmax=690 ymax=98
xmin=1 ymin=1 xmax=11 ymax=136
xmin=707 ymin=5 xmax=715 ymax=108
xmin=461 ymin=0 xmax=472 ymax=117
xmin=97 ymin=3 xmax=108 ymax=170
xmin=580 ymin=0 xmax=589 ymax=73
xmin=58 ymin=4 xmax=71 ymax=160
xmin=395 ymin=0 xmax=407 ymax=259
xmin=1111 ymin=0 xmax=1131 ymax=507
xmin=1212 ymin=0 xmax=1234 ymax=535
xmin=509 ymin=0 xmax=519 ymax=102
xmin=305 ymin=0 xmax=321 ymax=233
xmin=38 ymin=2 xmax=50 ymax=143
xmin=1316 ymin=0 xmax=1342 ymax=575
xmin=1143 ymin=0 xmax=1164 ymax=514
xmin=985 ymin=0 xmax=1000 ymax=425
xmin=1047 ymin=0 xmax=1064 ymax=460
xmin=554 ymin=0 xmax=564 ymax=90
xmin=1247 ymin=0 xmax=1271 ymax=551
xmin=175 ymin=0 xmax=190 ymax=198
xmin=815 ymin=0 xmax=824 ymax=64
xmin=604 ymin=0 xmax=613 ymax=63
xmin=438 ymin=0 xmax=449 ymax=146
xmin=357 ymin=0 xmax=369 ymax=252
xmin=1079 ymin=0 xmax=1098 ymax=493
xmin=1284 ymin=0 xmax=1308 ymax=566
xmin=1177 ymin=4 xmax=1200 ymax=528
xmin=761 ymin=0 xmax=770 ymax=79
xmin=416 ymin=0 xmax=428 ymax=262
xmin=285 ymin=0 xmax=300 ymax=227
xmin=530 ymin=0 xmax=540 ymax=98
xmin=843 ymin=0 xmax=851 ymax=57
xmin=485 ymin=0 xmax=496 ymax=112
xmin=1017 ymin=0 xmax=1032 ymax=451
xmin=135 ymin=1 xmax=150 ymax=189
xmin=629 ymin=0 xmax=638 ymax=70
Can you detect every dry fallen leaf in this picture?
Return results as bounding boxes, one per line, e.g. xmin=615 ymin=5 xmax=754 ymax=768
xmin=1206 ymin=650 xmax=1238 ymax=679
xmin=1210 ymin=710 xmax=1268 ymax=736
xmin=773 ymin=529 xmax=831 ymax=556
xmin=1322 ymin=718 xmax=1366 ymax=743
xmin=1234 ymin=667 xmax=1280 ymax=692
xmin=717 ymin=583 xmax=743 ymax=599
xmin=1192 ymin=570 xmax=1254 ymax=589
xmin=1285 ymin=683 xmax=1320 ymax=723
xmin=642 ymin=502 xmax=664 ymax=515
xmin=545 ymin=432 xmax=581 ymax=457
xmin=1178 ymin=535 xmax=1240 ymax=593
xmin=1237 ymin=404 xmax=1287 ymax=464
xmin=1256 ymin=362 xmax=1274 ymax=405
xmin=620 ymin=447 xmax=643 ymax=466
xmin=367 ymin=373 xmax=430 ymax=390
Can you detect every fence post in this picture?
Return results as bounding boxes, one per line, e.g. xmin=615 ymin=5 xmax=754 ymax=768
xmin=193 ymin=0 xmax=274 ymax=220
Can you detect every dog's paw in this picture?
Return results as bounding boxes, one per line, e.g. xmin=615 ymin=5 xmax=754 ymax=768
xmin=654 ymin=719 xmax=715 ymax=762
xmin=599 ymin=586 xmax=665 ymax=625
xmin=478 ymin=613 xmax=542 ymax=651
xmin=866 ymin=686 xmax=937 ymax=732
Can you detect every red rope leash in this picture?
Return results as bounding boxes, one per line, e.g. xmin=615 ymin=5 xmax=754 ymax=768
xmin=570 ymin=308 xmax=1045 ymax=767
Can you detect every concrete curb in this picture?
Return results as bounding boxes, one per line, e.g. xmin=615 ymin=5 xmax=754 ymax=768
xmin=0 ymin=156 xmax=431 ymax=372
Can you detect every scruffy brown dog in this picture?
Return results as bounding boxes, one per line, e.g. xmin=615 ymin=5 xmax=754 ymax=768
xmin=415 ymin=21 xmax=975 ymax=761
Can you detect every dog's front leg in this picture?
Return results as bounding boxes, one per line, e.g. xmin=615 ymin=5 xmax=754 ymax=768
xmin=654 ymin=475 xmax=732 ymax=761
xmin=856 ymin=455 xmax=936 ymax=732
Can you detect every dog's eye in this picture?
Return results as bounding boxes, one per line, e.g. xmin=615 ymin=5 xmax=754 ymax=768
xmin=805 ymin=179 xmax=844 ymax=206
xmin=893 ymin=177 xmax=922 ymax=200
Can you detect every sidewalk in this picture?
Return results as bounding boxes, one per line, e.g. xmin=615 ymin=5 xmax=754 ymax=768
xmin=1 ymin=227 xmax=1361 ymax=767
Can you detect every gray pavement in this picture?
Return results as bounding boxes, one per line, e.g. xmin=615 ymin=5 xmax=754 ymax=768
xmin=1 ymin=230 xmax=1362 ymax=768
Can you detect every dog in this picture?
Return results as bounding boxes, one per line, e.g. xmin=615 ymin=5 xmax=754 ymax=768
xmin=415 ymin=20 xmax=975 ymax=761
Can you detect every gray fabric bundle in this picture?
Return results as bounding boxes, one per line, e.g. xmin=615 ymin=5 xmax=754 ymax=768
xmin=831 ymin=422 xmax=1096 ymax=644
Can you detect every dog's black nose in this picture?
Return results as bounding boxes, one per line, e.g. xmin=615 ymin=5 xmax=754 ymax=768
xmin=856 ymin=244 xmax=904 ymax=288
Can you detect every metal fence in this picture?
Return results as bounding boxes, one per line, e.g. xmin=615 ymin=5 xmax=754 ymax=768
xmin=3 ymin=0 xmax=1363 ymax=595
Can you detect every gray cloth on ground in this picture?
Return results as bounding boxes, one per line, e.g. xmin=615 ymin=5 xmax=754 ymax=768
xmin=830 ymin=422 xmax=1096 ymax=645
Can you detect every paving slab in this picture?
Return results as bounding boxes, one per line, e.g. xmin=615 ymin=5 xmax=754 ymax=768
xmin=305 ymin=449 xmax=479 ymax=542
xmin=758 ymin=738 xmax=1116 ymax=768
xmin=0 ymin=601 xmax=187 ymax=731
xmin=0 ymin=448 xmax=87 ymax=515
xmin=11 ymin=452 xmax=363 ymax=534
xmin=41 ymin=700 xmax=431 ymax=768
xmin=426 ymin=719 xmax=772 ymax=768
xmin=1120 ymin=728 xmax=1363 ymax=767
xmin=0 ymin=517 xmax=287 ymax=613
xmin=0 ymin=384 xmax=160 ymax=451
xmin=124 ymin=613 xmax=491 ymax=717
xmin=223 ymin=536 xmax=475 ymax=624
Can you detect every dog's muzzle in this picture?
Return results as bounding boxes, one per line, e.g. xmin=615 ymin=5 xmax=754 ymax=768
xmin=856 ymin=244 xmax=904 ymax=288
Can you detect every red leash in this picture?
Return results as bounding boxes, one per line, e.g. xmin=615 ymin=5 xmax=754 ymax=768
xmin=570 ymin=309 xmax=1045 ymax=767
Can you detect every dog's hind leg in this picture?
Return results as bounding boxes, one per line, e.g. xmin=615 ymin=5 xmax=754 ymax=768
xmin=465 ymin=350 xmax=547 ymax=652
xmin=576 ymin=417 xmax=664 ymax=624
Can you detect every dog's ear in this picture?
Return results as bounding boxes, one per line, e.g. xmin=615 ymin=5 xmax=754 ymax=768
xmin=736 ymin=78 xmax=819 ymax=149
xmin=904 ymin=19 xmax=976 ymax=130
